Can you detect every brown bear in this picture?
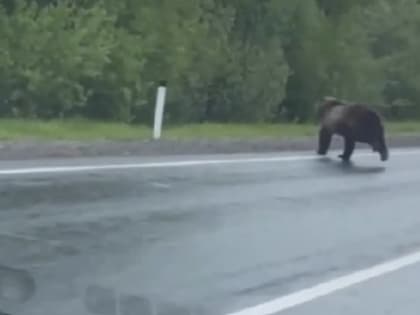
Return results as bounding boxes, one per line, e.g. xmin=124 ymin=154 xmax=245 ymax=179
xmin=317 ymin=96 xmax=389 ymax=162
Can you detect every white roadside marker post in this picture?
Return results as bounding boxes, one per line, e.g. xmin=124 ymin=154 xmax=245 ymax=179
xmin=153 ymin=81 xmax=167 ymax=140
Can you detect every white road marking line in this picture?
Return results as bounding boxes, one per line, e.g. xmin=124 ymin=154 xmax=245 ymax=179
xmin=0 ymin=156 xmax=316 ymax=175
xmin=226 ymin=250 xmax=420 ymax=315
xmin=151 ymin=182 xmax=171 ymax=189
xmin=0 ymin=148 xmax=419 ymax=176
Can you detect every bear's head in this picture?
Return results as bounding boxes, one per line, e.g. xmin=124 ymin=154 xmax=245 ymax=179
xmin=316 ymin=96 xmax=344 ymax=120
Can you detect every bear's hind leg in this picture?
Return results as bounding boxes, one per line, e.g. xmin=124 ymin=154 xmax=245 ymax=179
xmin=370 ymin=134 xmax=389 ymax=161
xmin=339 ymin=137 xmax=355 ymax=162
xmin=317 ymin=127 xmax=332 ymax=155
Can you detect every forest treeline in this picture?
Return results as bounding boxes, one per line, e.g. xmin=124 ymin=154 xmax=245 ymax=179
xmin=1 ymin=0 xmax=419 ymax=124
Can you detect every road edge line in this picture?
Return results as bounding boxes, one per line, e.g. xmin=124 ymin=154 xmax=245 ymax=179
xmin=0 ymin=148 xmax=419 ymax=175
xmin=225 ymin=250 xmax=420 ymax=315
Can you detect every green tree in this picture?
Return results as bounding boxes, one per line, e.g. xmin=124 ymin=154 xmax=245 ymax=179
xmin=0 ymin=0 xmax=115 ymax=118
xmin=1 ymin=0 xmax=420 ymax=123
xmin=364 ymin=0 xmax=420 ymax=118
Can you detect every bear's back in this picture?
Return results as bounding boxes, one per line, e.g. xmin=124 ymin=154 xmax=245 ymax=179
xmin=322 ymin=102 xmax=384 ymax=141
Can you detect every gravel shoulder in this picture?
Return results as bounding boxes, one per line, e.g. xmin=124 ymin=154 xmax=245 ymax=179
xmin=0 ymin=134 xmax=419 ymax=161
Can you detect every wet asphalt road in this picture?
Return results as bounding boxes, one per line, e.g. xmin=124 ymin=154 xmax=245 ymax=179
xmin=1 ymin=149 xmax=420 ymax=315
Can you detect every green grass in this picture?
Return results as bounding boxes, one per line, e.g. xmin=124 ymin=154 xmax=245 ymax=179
xmin=0 ymin=119 xmax=418 ymax=141
xmin=165 ymin=123 xmax=318 ymax=139
xmin=0 ymin=119 xmax=151 ymax=141
xmin=387 ymin=121 xmax=420 ymax=134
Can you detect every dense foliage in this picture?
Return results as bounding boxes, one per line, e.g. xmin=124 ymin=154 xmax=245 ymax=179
xmin=0 ymin=0 xmax=419 ymax=123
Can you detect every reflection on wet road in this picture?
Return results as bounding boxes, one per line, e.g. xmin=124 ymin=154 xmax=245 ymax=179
xmin=1 ymin=151 xmax=420 ymax=314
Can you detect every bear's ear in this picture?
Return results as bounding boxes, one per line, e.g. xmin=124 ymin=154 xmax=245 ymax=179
xmin=315 ymin=96 xmax=335 ymax=108
xmin=323 ymin=96 xmax=343 ymax=106
xmin=323 ymin=96 xmax=338 ymax=102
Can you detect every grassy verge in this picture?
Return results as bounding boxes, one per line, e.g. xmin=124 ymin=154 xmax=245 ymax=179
xmin=0 ymin=119 xmax=151 ymax=141
xmin=0 ymin=119 xmax=418 ymax=141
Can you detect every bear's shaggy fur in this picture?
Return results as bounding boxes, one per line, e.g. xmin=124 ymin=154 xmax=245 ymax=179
xmin=317 ymin=97 xmax=389 ymax=162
